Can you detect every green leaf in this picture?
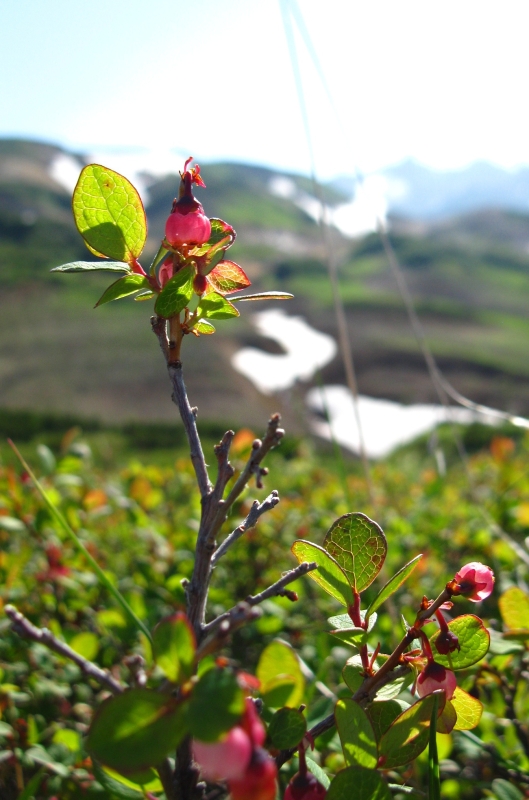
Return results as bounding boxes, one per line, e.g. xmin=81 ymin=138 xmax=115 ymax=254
xmin=51 ymin=260 xmax=132 ymax=273
xmin=436 ymin=700 xmax=457 ymax=734
xmin=72 ymin=164 xmax=147 ymax=261
xmin=267 ymin=707 xmax=307 ymax=749
xmin=194 ymin=319 xmax=216 ymax=334
xmin=152 ymin=613 xmax=196 ymax=684
xmin=86 ymin=688 xmax=187 ymax=773
xmin=291 ymin=540 xmax=354 ymax=607
xmin=323 ymin=513 xmax=387 ymax=592
xmin=378 ymin=692 xmax=444 ymax=769
xmin=327 ymin=766 xmax=391 ymax=800
xmin=95 ymin=274 xmax=149 ymax=307
xmin=335 ymin=698 xmax=378 ymax=768
xmin=328 ymin=612 xmax=377 ymax=646
xmin=69 ymin=631 xmax=99 ymax=661
xmin=92 ymin=763 xmax=163 ymax=799
xmin=187 ymin=667 xmax=245 ymax=742
xmin=53 ymin=728 xmax=81 ymax=753
xmin=154 ymin=265 xmax=194 ymax=317
xmin=368 ymin=700 xmax=409 ymax=741
xmin=431 ymin=614 xmax=490 ymax=669
xmin=451 ymin=686 xmax=483 ymax=730
xmin=342 ymin=656 xmax=364 ymax=694
xmin=197 ymin=291 xmax=239 ymax=320
xmin=428 ymin=694 xmax=441 ymax=800
xmin=490 ymin=779 xmax=525 ymax=800
xmin=17 ymin=767 xmax=46 ymax=800
xmin=134 ymin=291 xmax=155 ymax=301
xmin=230 ymin=291 xmax=294 ymax=302
xmin=366 ymin=555 xmax=423 ymax=620
xmin=499 ymin=586 xmax=529 ymax=631
xmin=192 ymin=218 xmax=236 ymax=256
xmin=207 ymin=261 xmax=251 ymax=294
xmin=256 ymin=640 xmax=305 ymax=709
xmin=306 ymin=756 xmax=330 ymax=790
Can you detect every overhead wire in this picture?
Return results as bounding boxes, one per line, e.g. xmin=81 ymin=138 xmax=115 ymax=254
xmin=280 ymin=0 xmax=529 ymax=564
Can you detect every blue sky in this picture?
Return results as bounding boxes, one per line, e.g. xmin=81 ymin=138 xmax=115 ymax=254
xmin=2 ymin=0 xmax=529 ymax=179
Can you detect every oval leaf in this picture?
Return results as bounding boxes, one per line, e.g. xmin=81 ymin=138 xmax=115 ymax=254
xmin=194 ymin=319 xmax=216 ymax=334
xmin=323 ymin=513 xmax=387 ymax=593
xmin=207 ymin=261 xmax=251 ymax=295
xmin=267 ymin=708 xmax=306 ymax=750
xmin=187 ymin=667 xmax=245 ymax=742
xmin=368 ymin=699 xmax=409 ymax=742
xmin=431 ymin=614 xmax=490 ymax=669
xmin=95 ymin=274 xmax=149 ymax=307
xmin=152 ymin=613 xmax=196 ymax=684
xmin=197 ymin=291 xmax=239 ymax=320
xmin=451 ymin=686 xmax=483 ymax=731
xmin=73 ymin=164 xmax=147 ymax=262
xmin=335 ymin=698 xmax=378 ymax=768
xmin=256 ymin=640 xmax=305 ymax=709
xmin=86 ymin=689 xmax=187 ymax=774
xmin=51 ymin=261 xmax=131 ymax=273
xmin=192 ymin=218 xmax=236 ymax=255
xmin=292 ymin=540 xmax=354 ymax=607
xmin=378 ymin=692 xmax=445 ymax=769
xmin=366 ymin=555 xmax=423 ymax=620
xmin=154 ymin=266 xmax=194 ymax=318
xmin=499 ymin=586 xmax=529 ymax=631
xmin=327 ymin=766 xmax=391 ymax=800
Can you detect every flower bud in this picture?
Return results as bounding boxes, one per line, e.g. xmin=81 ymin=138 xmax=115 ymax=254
xmin=164 ymin=160 xmax=211 ymax=248
xmin=453 ymin=562 xmax=494 ymax=601
xmin=434 ymin=629 xmax=460 ymax=655
xmin=284 ymin=771 xmax=327 ymax=800
xmin=193 ymin=726 xmax=252 ymax=782
xmin=416 ymin=661 xmax=457 ymax=700
xmin=228 ymin=749 xmax=277 ymax=800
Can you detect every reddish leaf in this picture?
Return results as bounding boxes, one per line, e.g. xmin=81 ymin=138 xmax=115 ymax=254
xmin=207 ymin=261 xmax=251 ymax=295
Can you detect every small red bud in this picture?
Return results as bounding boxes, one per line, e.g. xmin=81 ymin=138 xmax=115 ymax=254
xmin=229 ymin=749 xmax=277 ymax=800
xmin=284 ymin=771 xmax=327 ymax=800
xmin=193 ymin=274 xmax=208 ymax=295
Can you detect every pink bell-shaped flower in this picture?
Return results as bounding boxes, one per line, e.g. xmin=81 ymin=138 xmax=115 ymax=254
xmin=416 ymin=660 xmax=457 ymax=700
xmin=193 ymin=726 xmax=252 ymax=782
xmin=164 ymin=158 xmax=211 ymax=248
xmin=453 ymin=562 xmax=495 ymax=601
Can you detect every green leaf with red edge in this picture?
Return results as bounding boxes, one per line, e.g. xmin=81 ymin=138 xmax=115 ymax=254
xmin=267 ymin=708 xmax=306 ymax=750
xmin=207 ymin=261 xmax=251 ymax=295
xmin=499 ymin=586 xmax=529 ymax=634
xmin=194 ymin=319 xmax=216 ymax=335
xmin=451 ymin=687 xmax=483 ymax=730
xmin=323 ymin=513 xmax=387 ymax=593
xmin=291 ymin=540 xmax=354 ymax=607
xmin=365 ymin=555 xmax=423 ymax=620
xmin=430 ymin=614 xmax=490 ymax=669
xmin=191 ymin=218 xmax=236 ymax=256
xmin=95 ymin=274 xmax=150 ymax=307
xmin=154 ymin=265 xmax=194 ymax=318
xmin=230 ymin=291 xmax=294 ymax=302
xmin=72 ymin=164 xmax=147 ymax=262
xmin=335 ymin=698 xmax=378 ymax=768
xmin=327 ymin=766 xmax=390 ymax=800
xmin=197 ymin=291 xmax=239 ymax=320
xmin=378 ymin=691 xmax=445 ymax=769
xmin=86 ymin=689 xmax=188 ymax=774
xmin=187 ymin=667 xmax=245 ymax=742
xmin=152 ymin=613 xmax=196 ymax=684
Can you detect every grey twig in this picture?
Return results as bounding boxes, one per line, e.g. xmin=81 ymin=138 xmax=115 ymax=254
xmin=196 ymin=602 xmax=262 ymax=660
xmin=211 ymin=491 xmax=280 ymax=566
xmin=213 ymin=431 xmax=236 ymax=499
xmin=5 ymin=604 xmax=124 ymax=695
xmin=202 ymin=562 xmax=317 ymax=637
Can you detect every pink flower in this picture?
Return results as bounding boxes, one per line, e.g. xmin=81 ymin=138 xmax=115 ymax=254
xmin=416 ymin=661 xmax=457 ymax=700
xmin=164 ymin=158 xmax=211 ymax=248
xmin=284 ymin=771 xmax=327 ymax=800
xmin=193 ymin=726 xmax=252 ymax=782
xmin=453 ymin=562 xmax=495 ymax=601
xmin=228 ymin=749 xmax=277 ymax=800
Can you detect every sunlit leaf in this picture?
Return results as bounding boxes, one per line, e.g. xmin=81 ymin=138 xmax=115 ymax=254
xmin=256 ymin=640 xmax=305 ymax=709
xmin=323 ymin=513 xmax=387 ymax=592
xmin=191 ymin=218 xmax=236 ymax=256
xmin=230 ymin=291 xmax=294 ymax=302
xmin=499 ymin=586 xmax=529 ymax=632
xmin=291 ymin=540 xmax=354 ymax=607
xmin=368 ymin=700 xmax=409 ymax=741
xmin=451 ymin=687 xmax=483 ymax=731
xmin=154 ymin=265 xmax=194 ymax=318
xmin=187 ymin=667 xmax=245 ymax=742
xmin=378 ymin=692 xmax=445 ymax=769
xmin=69 ymin=632 xmax=99 ymax=661
xmin=207 ymin=261 xmax=251 ymax=294
xmin=51 ymin=261 xmax=131 ymax=273
xmin=436 ymin=700 xmax=457 ymax=734
xmin=95 ymin=274 xmax=149 ymax=307
xmin=72 ymin=164 xmax=147 ymax=262
xmin=194 ymin=319 xmax=216 ymax=334
xmin=431 ymin=615 xmax=490 ymax=669
xmin=335 ymin=698 xmax=378 ymax=768
xmin=267 ymin=708 xmax=306 ymax=749
xmin=197 ymin=291 xmax=239 ymax=320
xmin=366 ymin=555 xmax=423 ymax=620
xmin=152 ymin=613 xmax=196 ymax=684
xmin=86 ymin=689 xmax=187 ymax=773
xmin=327 ymin=766 xmax=390 ymax=800
xmin=328 ymin=611 xmax=376 ymax=647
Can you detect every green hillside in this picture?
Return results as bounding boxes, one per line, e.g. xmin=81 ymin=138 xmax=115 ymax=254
xmin=1 ymin=137 xmax=529 ymax=428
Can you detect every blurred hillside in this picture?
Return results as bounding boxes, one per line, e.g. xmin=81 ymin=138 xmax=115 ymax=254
xmin=1 ymin=137 xmax=529 ymax=431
